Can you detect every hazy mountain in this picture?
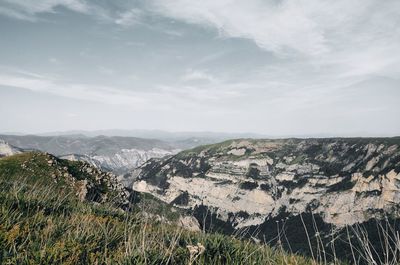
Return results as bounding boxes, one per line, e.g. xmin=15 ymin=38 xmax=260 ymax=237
xmin=0 ymin=133 xmax=269 ymax=174
xmin=0 ymin=134 xmax=178 ymax=174
xmin=34 ymin=129 xmax=265 ymax=139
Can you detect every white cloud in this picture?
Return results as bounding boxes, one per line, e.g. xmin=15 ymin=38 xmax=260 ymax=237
xmin=49 ymin=57 xmax=59 ymax=64
xmin=0 ymin=0 xmax=89 ymax=20
xmin=157 ymin=83 xmax=242 ymax=101
xmin=3 ymin=0 xmax=399 ymax=81
xmin=0 ymin=71 xmax=146 ymax=105
xmin=149 ymin=0 xmax=328 ymax=56
xmin=0 ymin=69 xmax=241 ymax=110
xmin=0 ymin=6 xmax=35 ymax=21
xmin=115 ymin=8 xmax=143 ymax=27
xmin=0 ymin=1 xmax=150 ymax=31
xmin=150 ymin=0 xmax=400 ymax=78
xmin=97 ymin=66 xmax=115 ymax=75
xmin=181 ymin=69 xmax=219 ymax=83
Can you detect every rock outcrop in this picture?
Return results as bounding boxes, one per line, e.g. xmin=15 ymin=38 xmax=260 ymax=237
xmin=0 ymin=151 xmax=130 ymax=208
xmin=60 ymin=148 xmax=175 ymax=175
xmin=0 ymin=140 xmax=22 ymax=157
xmin=131 ymin=138 xmax=400 ymax=229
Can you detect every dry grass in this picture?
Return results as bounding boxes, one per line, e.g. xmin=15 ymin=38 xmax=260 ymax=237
xmin=0 ymin=176 xmax=313 ymax=265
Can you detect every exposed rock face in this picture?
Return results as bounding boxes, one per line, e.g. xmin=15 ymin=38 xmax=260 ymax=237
xmin=178 ymin=216 xmax=201 ymax=232
xmin=131 ymin=138 xmax=400 ymax=229
xmin=44 ymin=153 xmax=130 ymax=206
xmin=60 ymin=148 xmax=176 ymax=175
xmin=0 ymin=140 xmax=22 ymax=157
xmin=0 ymin=134 xmax=178 ymax=174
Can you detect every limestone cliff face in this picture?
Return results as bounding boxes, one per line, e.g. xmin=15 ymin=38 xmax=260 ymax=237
xmin=0 ymin=140 xmax=22 ymax=157
xmin=59 ymin=148 xmax=176 ymax=175
xmin=131 ymin=138 xmax=400 ymax=228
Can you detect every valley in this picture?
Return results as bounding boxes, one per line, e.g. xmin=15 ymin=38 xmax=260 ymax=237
xmin=1 ymin=135 xmax=400 ymax=264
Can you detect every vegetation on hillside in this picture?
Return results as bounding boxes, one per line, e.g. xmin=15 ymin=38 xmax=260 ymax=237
xmin=133 ymin=137 xmax=400 ymax=264
xmin=0 ymin=153 xmax=314 ymax=264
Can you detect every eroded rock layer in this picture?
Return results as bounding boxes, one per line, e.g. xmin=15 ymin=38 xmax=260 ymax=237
xmin=132 ymin=138 xmax=400 ymax=228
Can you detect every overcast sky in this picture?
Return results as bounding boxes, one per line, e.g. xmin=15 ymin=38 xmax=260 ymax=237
xmin=0 ymin=0 xmax=399 ymax=136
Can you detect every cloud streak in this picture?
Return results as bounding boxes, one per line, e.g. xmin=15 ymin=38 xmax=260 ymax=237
xmin=114 ymin=8 xmax=143 ymax=27
xmin=0 ymin=68 xmax=243 ymax=110
xmin=150 ymin=0 xmax=328 ymax=56
xmin=0 ymin=71 xmax=147 ymax=105
xmin=150 ymin=0 xmax=400 ymax=78
xmin=0 ymin=0 xmax=89 ymax=20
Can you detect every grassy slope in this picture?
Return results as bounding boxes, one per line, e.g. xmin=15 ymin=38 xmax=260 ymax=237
xmin=0 ymin=152 xmax=71 ymax=188
xmin=0 ymin=153 xmax=314 ymax=264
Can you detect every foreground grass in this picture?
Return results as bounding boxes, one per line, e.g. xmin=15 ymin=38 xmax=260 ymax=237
xmin=0 ymin=155 xmax=313 ymax=265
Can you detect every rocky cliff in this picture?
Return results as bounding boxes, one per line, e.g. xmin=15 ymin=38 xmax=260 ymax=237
xmin=0 ymin=139 xmax=22 ymax=157
xmin=0 ymin=134 xmax=178 ymax=174
xmin=59 ymin=147 xmax=175 ymax=175
xmin=131 ymin=138 xmax=400 ymax=229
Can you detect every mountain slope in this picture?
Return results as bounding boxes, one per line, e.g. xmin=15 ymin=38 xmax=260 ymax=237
xmin=131 ymin=137 xmax=400 ymax=263
xmin=0 ymin=152 xmax=313 ymax=265
xmin=133 ymin=137 xmax=400 ymax=227
xmin=0 ymin=152 xmax=129 ymax=206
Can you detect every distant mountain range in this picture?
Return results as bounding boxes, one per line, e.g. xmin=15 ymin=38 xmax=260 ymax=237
xmin=32 ymin=129 xmax=266 ymax=140
xmin=0 ymin=134 xmax=179 ymax=174
xmin=5 ymin=129 xmax=399 ymax=140
xmin=0 ymin=132 xmax=268 ymax=174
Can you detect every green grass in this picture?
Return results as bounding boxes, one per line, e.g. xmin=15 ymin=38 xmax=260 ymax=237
xmin=0 ymin=152 xmax=71 ymax=189
xmin=0 ymin=151 xmax=97 ymax=187
xmin=0 ymin=154 xmax=314 ymax=265
xmin=0 ymin=152 xmax=129 ymax=207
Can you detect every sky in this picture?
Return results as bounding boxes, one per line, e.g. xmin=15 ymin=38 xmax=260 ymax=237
xmin=0 ymin=0 xmax=399 ymax=136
